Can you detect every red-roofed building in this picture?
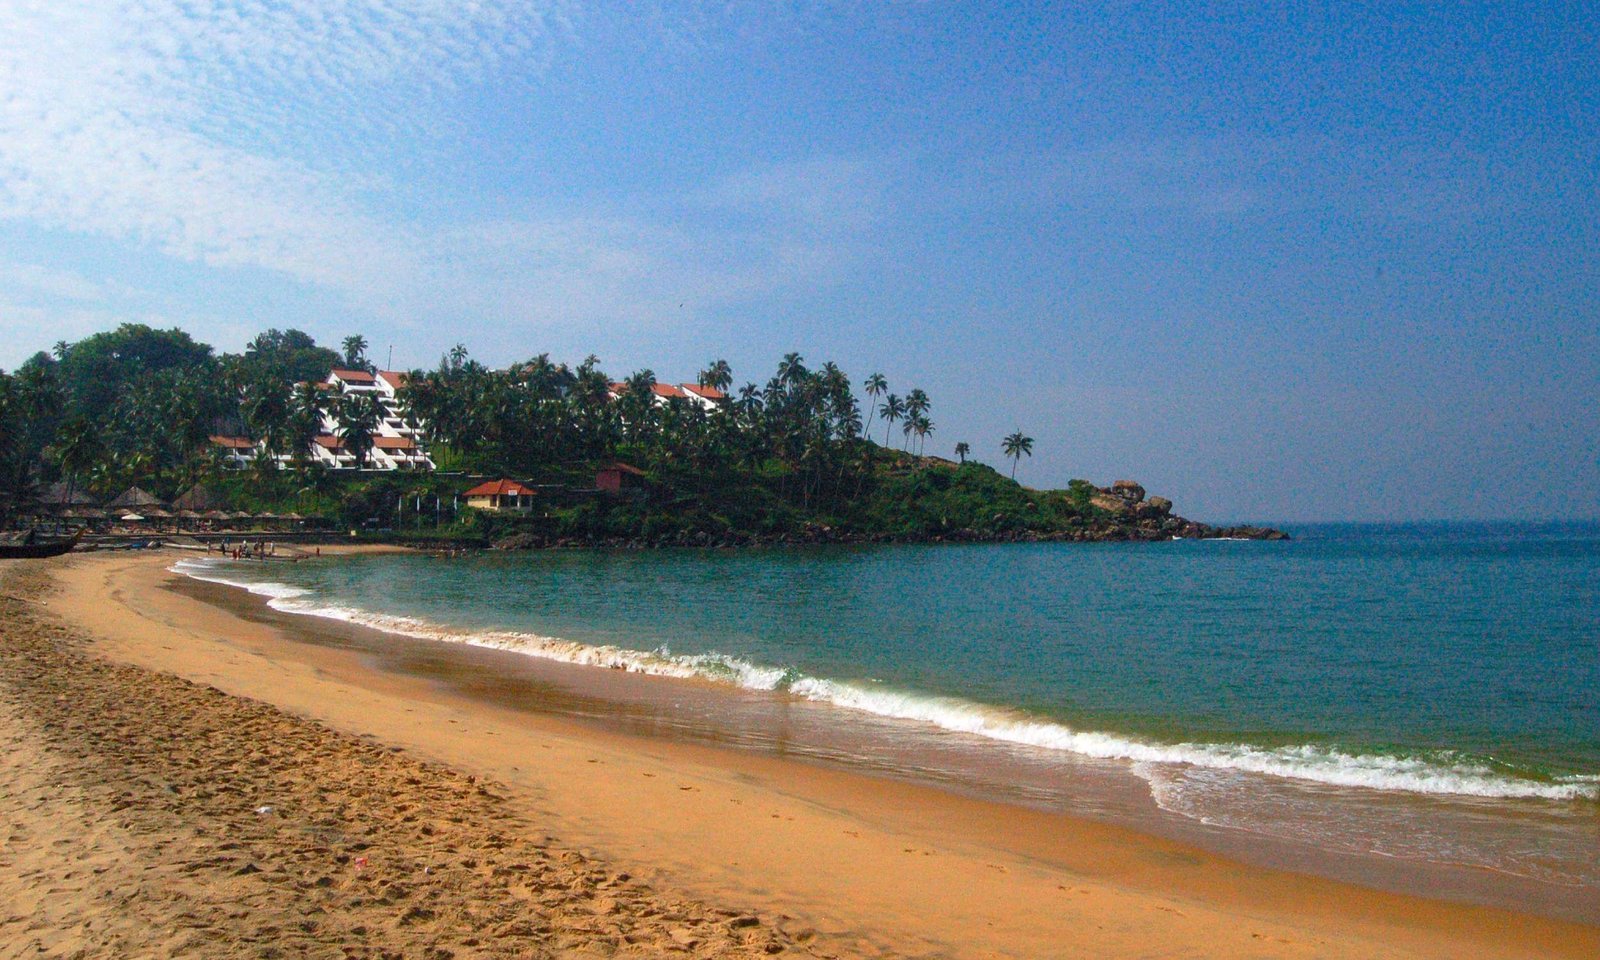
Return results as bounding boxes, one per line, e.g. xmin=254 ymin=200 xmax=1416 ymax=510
xmin=596 ymin=462 xmax=647 ymax=495
xmin=606 ymin=378 xmax=724 ymax=411
xmin=209 ymin=435 xmax=258 ymax=469
xmin=463 ymin=479 xmax=537 ymax=512
xmin=681 ymin=384 xmax=727 ymax=402
xmin=329 ymin=368 xmax=377 ymax=387
xmin=375 ymin=370 xmax=409 ymax=392
xmin=269 ymin=366 xmax=435 ymax=472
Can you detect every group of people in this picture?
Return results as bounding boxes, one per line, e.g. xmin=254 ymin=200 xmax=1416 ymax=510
xmin=211 ymin=538 xmax=315 ymax=561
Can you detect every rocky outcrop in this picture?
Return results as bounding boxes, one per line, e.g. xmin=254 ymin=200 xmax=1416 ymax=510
xmin=478 ymin=478 xmax=1289 ymax=552
xmin=1109 ymin=480 xmax=1145 ymax=503
xmin=1089 ymin=492 xmax=1132 ymax=515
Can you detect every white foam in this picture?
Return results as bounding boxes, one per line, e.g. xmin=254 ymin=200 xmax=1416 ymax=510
xmin=170 ymin=558 xmax=1599 ymax=804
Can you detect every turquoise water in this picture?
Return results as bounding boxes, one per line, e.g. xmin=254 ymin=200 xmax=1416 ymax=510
xmin=176 ymin=522 xmax=1600 ymax=890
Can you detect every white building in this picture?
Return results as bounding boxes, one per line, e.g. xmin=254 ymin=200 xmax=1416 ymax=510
xmin=304 ymin=369 xmax=435 ymax=471
xmin=606 ymin=380 xmax=727 ymax=412
xmin=213 ymin=368 xmax=436 ymax=473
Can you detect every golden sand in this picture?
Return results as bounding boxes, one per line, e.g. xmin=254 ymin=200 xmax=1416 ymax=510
xmin=2 ymin=551 xmax=1595 ymax=959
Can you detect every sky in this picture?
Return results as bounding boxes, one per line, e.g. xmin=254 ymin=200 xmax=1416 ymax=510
xmin=0 ymin=1 xmax=1595 ymax=523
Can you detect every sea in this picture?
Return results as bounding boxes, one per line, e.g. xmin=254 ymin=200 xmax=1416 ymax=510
xmin=172 ymin=522 xmax=1600 ymax=914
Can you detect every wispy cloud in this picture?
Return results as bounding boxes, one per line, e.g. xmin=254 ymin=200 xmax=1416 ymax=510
xmin=0 ymin=1 xmax=886 ymax=352
xmin=0 ymin=1 xmax=575 ymax=295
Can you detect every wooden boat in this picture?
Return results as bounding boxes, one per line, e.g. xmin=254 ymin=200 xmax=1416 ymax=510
xmin=0 ymin=529 xmax=83 ymax=559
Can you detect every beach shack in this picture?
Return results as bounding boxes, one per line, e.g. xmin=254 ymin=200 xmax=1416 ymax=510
xmin=595 ymin=462 xmax=646 ymax=495
xmin=463 ymin=479 xmax=537 ymax=512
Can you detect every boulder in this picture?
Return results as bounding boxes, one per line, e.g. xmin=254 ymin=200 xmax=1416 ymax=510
xmin=1089 ymin=492 xmax=1132 ymax=515
xmin=1145 ymin=496 xmax=1172 ymax=516
xmin=1110 ymin=480 xmax=1146 ymax=503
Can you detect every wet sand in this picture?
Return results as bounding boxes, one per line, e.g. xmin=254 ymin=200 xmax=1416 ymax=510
xmin=4 ymin=551 xmax=1597 ymax=959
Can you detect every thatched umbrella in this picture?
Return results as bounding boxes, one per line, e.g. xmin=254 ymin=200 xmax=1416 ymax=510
xmin=172 ymin=484 xmax=227 ymax=512
xmin=36 ymin=481 xmax=99 ymax=512
xmin=108 ymin=486 xmax=168 ymax=510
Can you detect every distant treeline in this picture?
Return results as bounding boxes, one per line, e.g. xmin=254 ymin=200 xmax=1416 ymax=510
xmin=2 ymin=324 xmax=1085 ymax=539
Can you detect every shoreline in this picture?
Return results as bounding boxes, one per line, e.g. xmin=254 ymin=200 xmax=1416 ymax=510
xmin=11 ymin=551 xmax=1598 ymax=958
xmin=165 ymin=554 xmax=1600 ymax=923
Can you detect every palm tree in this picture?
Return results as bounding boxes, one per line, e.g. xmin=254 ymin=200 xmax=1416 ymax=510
xmin=879 ymin=394 xmax=904 ymax=448
xmin=954 ymin=441 xmax=970 ymax=463
xmin=288 ymin=382 xmax=326 ymax=470
xmin=1001 ymin=431 xmax=1034 ymax=479
xmin=862 ymin=373 xmax=887 ymax=439
xmin=777 ymin=352 xmax=808 ymax=386
xmin=912 ymin=416 xmax=933 ymax=457
xmin=336 ymin=392 xmax=383 ymax=469
xmin=904 ymin=388 xmax=929 ymax=421
xmin=699 ymin=359 xmax=733 ymax=393
xmin=242 ymin=377 xmax=292 ymax=462
xmin=341 ymin=335 xmax=370 ymax=370
xmin=51 ymin=417 xmax=105 ymax=507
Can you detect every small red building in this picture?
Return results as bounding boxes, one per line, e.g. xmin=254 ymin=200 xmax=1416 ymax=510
xmin=463 ymin=479 xmax=538 ymax=512
xmin=595 ymin=462 xmax=646 ymax=495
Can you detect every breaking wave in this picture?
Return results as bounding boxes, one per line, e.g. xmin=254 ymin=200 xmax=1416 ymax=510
xmin=172 ymin=558 xmax=1598 ymax=804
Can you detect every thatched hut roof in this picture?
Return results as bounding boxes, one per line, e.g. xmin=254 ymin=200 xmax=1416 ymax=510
xmin=171 ymin=484 xmax=227 ymax=512
xmin=36 ymin=481 xmax=99 ymax=507
xmin=107 ymin=486 xmax=167 ymax=509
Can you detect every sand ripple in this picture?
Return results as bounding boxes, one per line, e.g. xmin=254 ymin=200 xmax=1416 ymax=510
xmin=0 ymin=564 xmax=853 ymax=959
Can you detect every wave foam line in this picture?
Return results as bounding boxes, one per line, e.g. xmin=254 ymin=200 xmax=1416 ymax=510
xmin=171 ymin=559 xmax=1599 ymax=803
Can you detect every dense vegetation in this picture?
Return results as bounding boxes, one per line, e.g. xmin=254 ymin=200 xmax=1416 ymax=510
xmin=1 ymin=323 xmax=1223 ymax=543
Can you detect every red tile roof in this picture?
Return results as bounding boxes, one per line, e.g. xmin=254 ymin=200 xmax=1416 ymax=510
xmin=331 ymin=368 xmax=376 ymax=383
xmin=209 ymin=435 xmax=256 ymax=450
xmin=599 ymin=462 xmax=647 ymax=477
xmin=314 ymin=435 xmax=347 ymax=450
xmin=682 ymin=384 xmax=726 ymax=400
xmin=376 ymin=370 xmax=408 ymax=390
xmin=463 ymin=479 xmax=537 ymax=498
xmin=372 ymin=436 xmax=417 ymax=450
xmin=650 ymin=383 xmax=687 ymax=398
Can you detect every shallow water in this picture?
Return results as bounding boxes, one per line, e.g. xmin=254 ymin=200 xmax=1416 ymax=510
xmin=176 ymin=522 xmax=1600 ymax=899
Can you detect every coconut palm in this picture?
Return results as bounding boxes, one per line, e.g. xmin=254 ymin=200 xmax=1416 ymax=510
xmin=288 ymin=382 xmax=327 ymax=471
xmin=1001 ymin=431 xmax=1034 ymax=479
xmin=862 ymin=373 xmax=887 ymax=440
xmin=341 ymin=335 xmax=370 ymax=370
xmin=699 ymin=359 xmax=733 ymax=393
xmin=912 ymin=416 xmax=933 ymax=457
xmin=336 ymin=392 xmax=383 ymax=469
xmin=776 ymin=352 xmax=808 ymax=386
xmin=879 ymin=394 xmax=904 ymax=448
xmin=904 ymin=388 xmax=930 ymax=421
xmin=242 ymin=377 xmax=293 ymax=461
xmin=954 ymin=441 xmax=970 ymax=463
xmin=51 ymin=416 xmax=105 ymax=507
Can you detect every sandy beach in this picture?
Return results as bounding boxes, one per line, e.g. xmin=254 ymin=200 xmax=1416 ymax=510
xmin=3 ymin=551 xmax=1596 ymax=959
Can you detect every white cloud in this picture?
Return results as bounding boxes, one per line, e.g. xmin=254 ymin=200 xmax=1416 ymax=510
xmin=0 ymin=1 xmax=575 ymax=297
xmin=0 ymin=0 xmax=883 ymax=351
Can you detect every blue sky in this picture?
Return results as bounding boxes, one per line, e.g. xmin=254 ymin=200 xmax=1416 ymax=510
xmin=0 ymin=2 xmax=1595 ymax=522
